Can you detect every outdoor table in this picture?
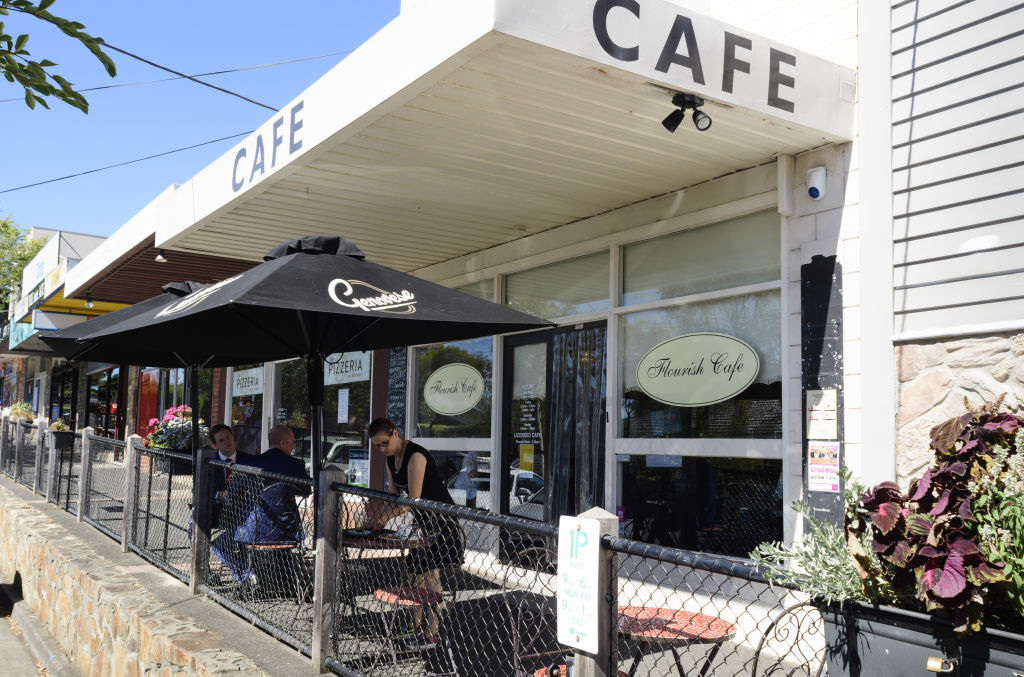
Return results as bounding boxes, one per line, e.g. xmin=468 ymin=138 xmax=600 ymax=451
xmin=617 ymin=605 xmax=736 ymax=677
xmin=339 ymin=528 xmax=447 ymax=672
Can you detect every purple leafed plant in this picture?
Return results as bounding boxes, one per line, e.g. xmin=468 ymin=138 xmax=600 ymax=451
xmin=848 ymin=405 xmax=1020 ymax=633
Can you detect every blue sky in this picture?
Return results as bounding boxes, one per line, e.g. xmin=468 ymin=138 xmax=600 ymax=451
xmin=0 ymin=1 xmax=399 ymax=237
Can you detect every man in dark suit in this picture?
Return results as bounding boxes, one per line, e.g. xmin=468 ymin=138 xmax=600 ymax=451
xmin=209 ymin=423 xmax=253 ymax=528
xmin=233 ymin=424 xmax=311 ymax=544
xmin=220 ymin=425 xmax=311 ymax=588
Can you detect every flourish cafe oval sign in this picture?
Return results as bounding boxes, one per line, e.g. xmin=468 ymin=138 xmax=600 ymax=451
xmin=423 ymin=363 xmax=485 ymax=416
xmin=636 ymin=333 xmax=760 ymax=407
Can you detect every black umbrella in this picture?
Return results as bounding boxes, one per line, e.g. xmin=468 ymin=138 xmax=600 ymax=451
xmin=67 ymin=235 xmax=553 ymax=510
xmin=43 ymin=281 xmax=215 ymax=471
xmin=42 ymin=281 xmax=209 ymax=365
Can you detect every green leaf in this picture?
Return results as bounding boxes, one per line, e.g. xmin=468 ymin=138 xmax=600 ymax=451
xmin=23 ymin=85 xmax=33 ymax=108
xmin=13 ymin=31 xmax=25 ymax=50
xmin=38 ymin=0 xmax=55 ymax=10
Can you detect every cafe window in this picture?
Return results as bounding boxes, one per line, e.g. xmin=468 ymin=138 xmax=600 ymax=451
xmin=622 ymin=210 xmax=780 ymax=305
xmin=273 ymin=352 xmax=372 ymax=475
xmin=230 ymin=363 xmax=264 ymax=455
xmin=414 ymin=337 xmax=492 ymax=438
xmin=620 ymin=291 xmax=782 ymax=438
xmin=617 ymin=456 xmax=782 ymax=558
xmin=456 ymin=279 xmax=494 ymax=302
xmin=506 ymin=252 xmax=609 ymax=319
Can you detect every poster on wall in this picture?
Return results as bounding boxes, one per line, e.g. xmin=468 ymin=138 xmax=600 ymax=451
xmin=808 ymin=440 xmax=841 ymax=493
xmin=635 ymin=333 xmax=760 ymax=407
xmin=337 ymin=388 xmax=349 ymax=424
xmin=347 ymin=449 xmax=370 ymax=487
xmin=806 ymin=389 xmax=838 ymax=440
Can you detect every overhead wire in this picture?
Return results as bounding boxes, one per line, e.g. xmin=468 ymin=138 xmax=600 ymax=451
xmin=0 ymin=131 xmax=253 ymax=194
xmin=0 ymin=49 xmax=354 ymax=103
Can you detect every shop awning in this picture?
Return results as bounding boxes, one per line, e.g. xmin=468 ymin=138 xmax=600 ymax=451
xmin=65 ymin=0 xmax=855 ymax=297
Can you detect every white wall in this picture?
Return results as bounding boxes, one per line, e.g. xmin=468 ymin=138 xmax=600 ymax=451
xmin=891 ymin=0 xmax=1024 ymax=340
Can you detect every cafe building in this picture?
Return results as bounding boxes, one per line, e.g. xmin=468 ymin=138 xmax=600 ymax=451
xmin=66 ymin=0 xmax=1006 ymax=559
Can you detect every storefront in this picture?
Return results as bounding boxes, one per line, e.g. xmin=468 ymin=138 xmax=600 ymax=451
xmin=59 ymin=0 xmax=881 ymax=555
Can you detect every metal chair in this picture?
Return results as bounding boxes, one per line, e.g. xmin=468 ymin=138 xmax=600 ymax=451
xmin=236 ymin=481 xmax=309 ymax=606
xmin=502 ymin=545 xmax=564 ymax=677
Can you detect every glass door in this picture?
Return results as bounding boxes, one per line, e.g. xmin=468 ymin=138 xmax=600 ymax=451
xmin=501 ymin=322 xmax=607 ymax=525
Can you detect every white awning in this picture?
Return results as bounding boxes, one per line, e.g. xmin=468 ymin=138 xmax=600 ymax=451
xmin=66 ymin=0 xmax=854 ymax=298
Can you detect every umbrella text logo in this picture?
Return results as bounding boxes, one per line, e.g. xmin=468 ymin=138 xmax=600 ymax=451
xmin=328 ymin=278 xmax=416 ymax=314
xmin=156 ymin=275 xmax=242 ymax=317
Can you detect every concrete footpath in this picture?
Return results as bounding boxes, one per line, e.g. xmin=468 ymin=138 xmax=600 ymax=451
xmin=0 ymin=476 xmax=316 ymax=676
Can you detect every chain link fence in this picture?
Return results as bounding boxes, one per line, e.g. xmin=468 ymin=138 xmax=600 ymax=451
xmin=52 ymin=433 xmax=81 ymax=514
xmin=129 ymin=443 xmax=194 ymax=583
xmin=0 ymin=418 xmax=15 ymax=477
xmin=15 ymin=422 xmax=38 ymax=490
xmin=0 ymin=415 xmax=825 ymax=676
xmin=325 ymin=484 xmax=825 ymax=677
xmin=82 ymin=435 xmax=129 ymax=542
xmin=198 ymin=459 xmax=316 ymax=654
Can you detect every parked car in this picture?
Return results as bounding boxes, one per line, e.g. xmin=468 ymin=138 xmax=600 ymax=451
xmin=445 ymin=466 xmax=544 ymax=513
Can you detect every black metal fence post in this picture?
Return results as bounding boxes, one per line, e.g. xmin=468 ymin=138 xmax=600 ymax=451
xmin=312 ymin=466 xmax=344 ymax=672
xmin=46 ymin=429 xmax=58 ymax=503
xmin=33 ymin=423 xmax=44 ymax=494
xmin=14 ymin=419 xmax=24 ymax=482
xmin=190 ymin=449 xmax=216 ymax=595
xmin=123 ymin=436 xmax=142 ymax=553
xmin=0 ymin=415 xmax=8 ymax=474
xmin=77 ymin=427 xmax=94 ymax=523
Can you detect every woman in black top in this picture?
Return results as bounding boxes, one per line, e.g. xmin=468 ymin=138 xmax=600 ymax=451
xmin=365 ymin=418 xmax=464 ymax=641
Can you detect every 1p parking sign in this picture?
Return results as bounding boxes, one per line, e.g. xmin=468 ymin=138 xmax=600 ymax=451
xmin=557 ymin=515 xmax=601 ymax=654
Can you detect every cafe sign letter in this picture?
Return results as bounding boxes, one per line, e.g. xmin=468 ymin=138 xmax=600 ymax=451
xmin=636 ymin=333 xmax=759 ymax=407
xmin=423 ymin=363 xmax=484 ymax=416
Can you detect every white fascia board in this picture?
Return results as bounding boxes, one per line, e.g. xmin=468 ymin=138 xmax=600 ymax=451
xmin=63 ymin=183 xmax=188 ymax=298
xmin=156 ymin=0 xmax=499 ymax=250
xmin=494 ymin=0 xmax=856 ymax=141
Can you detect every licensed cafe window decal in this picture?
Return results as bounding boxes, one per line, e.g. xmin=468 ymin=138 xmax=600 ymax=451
xmin=636 ymin=333 xmax=760 ymax=407
xmin=423 ymin=363 xmax=485 ymax=416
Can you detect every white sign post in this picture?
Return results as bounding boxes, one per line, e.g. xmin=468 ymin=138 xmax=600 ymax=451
xmin=557 ymin=508 xmax=618 ymax=676
xmin=558 ymin=516 xmax=601 ymax=654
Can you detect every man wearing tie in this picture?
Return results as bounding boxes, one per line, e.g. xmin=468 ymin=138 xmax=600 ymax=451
xmin=209 ymin=423 xmax=253 ymax=528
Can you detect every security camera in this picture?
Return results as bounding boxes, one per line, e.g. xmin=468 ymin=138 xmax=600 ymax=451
xmin=807 ymin=166 xmax=826 ymax=201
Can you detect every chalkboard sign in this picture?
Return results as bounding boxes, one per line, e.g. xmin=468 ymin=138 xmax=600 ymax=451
xmin=386 ymin=346 xmax=408 ymax=435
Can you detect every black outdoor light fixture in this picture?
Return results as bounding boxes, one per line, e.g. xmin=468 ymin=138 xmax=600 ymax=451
xmin=154 ymin=248 xmax=168 ymax=263
xmin=662 ymin=92 xmax=712 ymax=133
xmin=85 ymin=294 xmax=94 ymax=309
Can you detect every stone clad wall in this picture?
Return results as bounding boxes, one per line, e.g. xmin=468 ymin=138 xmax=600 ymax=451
xmin=896 ymin=333 xmax=1024 ymax=487
xmin=0 ymin=485 xmax=263 ymax=677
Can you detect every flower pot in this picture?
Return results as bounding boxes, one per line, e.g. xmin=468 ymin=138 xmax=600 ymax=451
xmin=817 ymin=601 xmax=1024 ymax=676
xmin=50 ymin=430 xmax=76 ymax=451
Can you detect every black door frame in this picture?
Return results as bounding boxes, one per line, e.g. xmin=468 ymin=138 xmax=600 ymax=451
xmin=499 ymin=320 xmax=608 ymax=523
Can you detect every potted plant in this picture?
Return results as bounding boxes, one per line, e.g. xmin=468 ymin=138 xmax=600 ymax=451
xmin=752 ymin=398 xmax=1024 ymax=676
xmin=49 ymin=418 xmax=76 ymax=451
xmin=144 ymin=405 xmax=209 ymax=474
xmin=8 ymin=400 xmax=34 ymax=423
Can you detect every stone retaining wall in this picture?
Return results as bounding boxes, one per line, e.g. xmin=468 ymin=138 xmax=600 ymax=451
xmin=0 ymin=485 xmax=264 ymax=677
xmin=896 ymin=332 xmax=1024 ymax=487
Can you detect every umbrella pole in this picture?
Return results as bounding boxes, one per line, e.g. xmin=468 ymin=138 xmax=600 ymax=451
xmin=307 ymin=353 xmax=324 ymax=540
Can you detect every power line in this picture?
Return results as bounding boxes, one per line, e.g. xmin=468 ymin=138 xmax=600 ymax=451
xmin=103 ymin=43 xmax=277 ymax=111
xmin=0 ymin=50 xmax=354 ymax=103
xmin=0 ymin=131 xmax=253 ymax=194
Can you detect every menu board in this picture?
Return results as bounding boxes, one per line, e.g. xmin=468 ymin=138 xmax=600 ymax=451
xmin=386 ymin=347 xmax=407 ymax=435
